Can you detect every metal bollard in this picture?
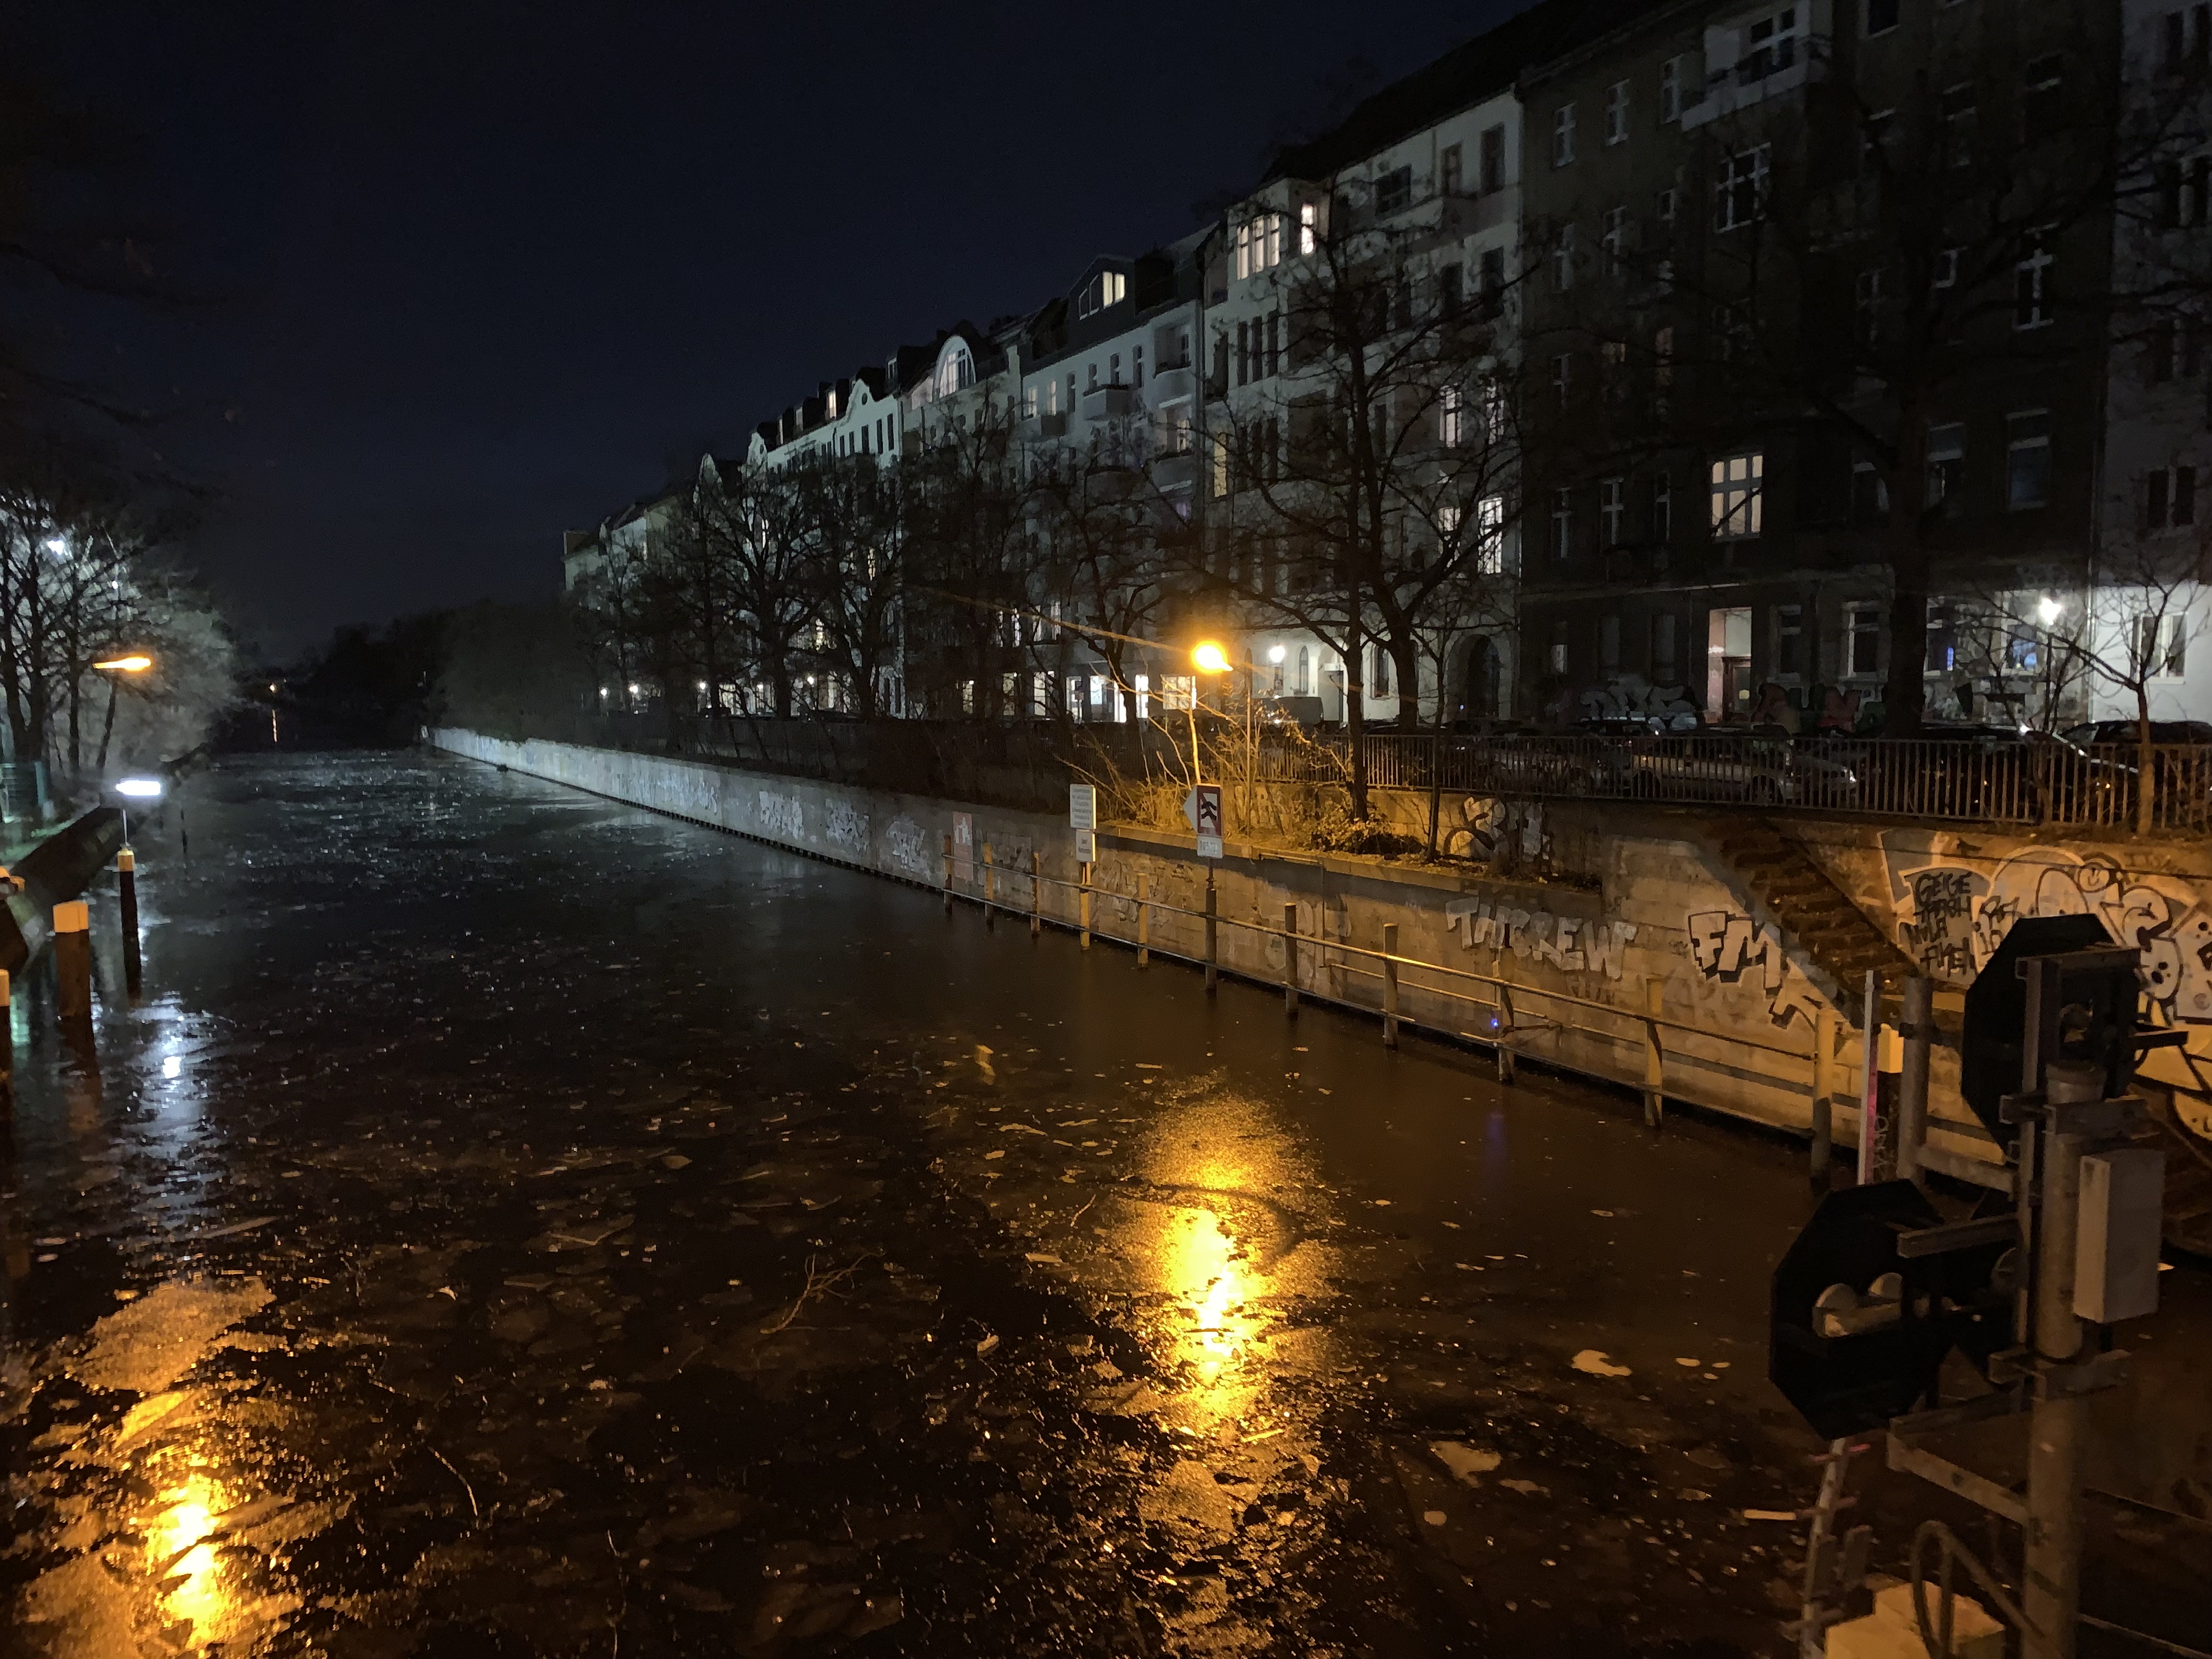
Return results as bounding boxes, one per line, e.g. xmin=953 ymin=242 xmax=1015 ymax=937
xmin=1079 ymin=862 xmax=1092 ymax=950
xmin=1381 ymin=922 xmax=1400 ymax=1048
xmin=1136 ymin=877 xmax=1149 ymax=969
xmin=1641 ymin=975 xmax=1666 ymax=1127
xmin=55 ymin=901 xmax=92 ymax=1023
xmin=983 ymin=844 xmax=996 ymax=930
xmin=1282 ymin=902 xmax=1299 ymax=1016
xmin=119 ymin=849 xmax=140 ymax=994
xmin=1203 ymin=873 xmax=1218 ymax=994
xmin=1810 ymin=1006 xmax=1836 ymax=1188
xmin=1029 ymin=850 xmax=1042 ymax=939
xmin=1495 ymin=985 xmax=1516 ymax=1084
xmin=942 ymin=833 xmax=954 ymax=914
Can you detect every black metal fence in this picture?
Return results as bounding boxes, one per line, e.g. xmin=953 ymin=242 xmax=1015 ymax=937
xmin=1259 ymin=731 xmax=2212 ymax=833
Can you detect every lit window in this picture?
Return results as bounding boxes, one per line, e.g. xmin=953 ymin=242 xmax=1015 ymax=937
xmin=1441 ymin=384 xmax=1463 ymax=448
xmin=1299 ymin=202 xmax=1318 ymax=254
xmin=1846 ymin=606 xmax=1881 ymax=677
xmin=1475 ymin=496 xmax=1506 ymax=574
xmin=1709 ymin=451 xmax=1763 ymax=538
xmin=1926 ymin=424 xmax=1966 ymax=508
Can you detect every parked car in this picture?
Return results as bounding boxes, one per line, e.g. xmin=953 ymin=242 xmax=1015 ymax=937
xmin=1611 ymin=727 xmax=1858 ymax=806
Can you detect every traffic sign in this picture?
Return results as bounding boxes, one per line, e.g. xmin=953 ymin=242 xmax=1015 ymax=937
xmin=1192 ymin=783 xmax=1222 ymax=859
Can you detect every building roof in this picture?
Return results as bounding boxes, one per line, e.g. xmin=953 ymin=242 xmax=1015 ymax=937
xmin=1261 ymin=0 xmax=1667 ymax=183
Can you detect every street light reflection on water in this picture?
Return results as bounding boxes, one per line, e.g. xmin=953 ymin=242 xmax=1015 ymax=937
xmin=143 ymin=1465 xmax=230 ymax=1637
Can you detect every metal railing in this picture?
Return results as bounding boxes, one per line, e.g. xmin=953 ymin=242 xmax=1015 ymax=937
xmin=1259 ymin=732 xmax=2212 ymax=833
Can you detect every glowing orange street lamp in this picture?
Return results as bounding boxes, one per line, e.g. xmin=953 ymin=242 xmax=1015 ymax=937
xmin=94 ymin=653 xmax=154 ymax=672
xmin=1192 ymin=640 xmax=1231 ymax=675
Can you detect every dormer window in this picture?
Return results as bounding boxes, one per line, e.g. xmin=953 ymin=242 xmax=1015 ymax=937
xmin=1235 ymin=215 xmax=1284 ymax=280
xmin=826 ymin=387 xmax=838 ymax=417
xmin=1077 ymin=270 xmax=1127 ymax=318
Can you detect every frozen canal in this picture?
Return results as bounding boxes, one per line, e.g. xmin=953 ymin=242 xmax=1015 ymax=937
xmin=4 ymin=753 xmax=2206 ymax=1657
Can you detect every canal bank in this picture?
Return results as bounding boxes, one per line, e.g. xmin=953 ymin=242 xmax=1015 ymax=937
xmin=432 ymin=729 xmax=2025 ymax=1183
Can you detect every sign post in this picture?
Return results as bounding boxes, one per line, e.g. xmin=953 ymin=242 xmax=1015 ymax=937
xmin=1069 ymin=784 xmax=1096 ymax=866
xmin=1184 ymin=783 xmax=1223 ymax=860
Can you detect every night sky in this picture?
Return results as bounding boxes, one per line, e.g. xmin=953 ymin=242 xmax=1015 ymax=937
xmin=26 ymin=2 xmax=1525 ymax=660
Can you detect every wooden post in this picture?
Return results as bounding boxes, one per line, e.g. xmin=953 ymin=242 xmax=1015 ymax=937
xmin=1496 ymin=985 xmax=1516 ymax=1084
xmin=1203 ymin=872 xmax=1218 ymax=994
xmin=1282 ymin=901 xmax=1299 ymax=1015
xmin=1381 ymin=922 xmax=1400 ymax=1048
xmin=982 ymin=843 xmax=996 ymax=930
xmin=1641 ymin=974 xmax=1666 ymax=1128
xmin=1898 ymin=975 xmax=1933 ymax=1184
xmin=1136 ymin=876 xmax=1149 ymax=969
xmin=942 ymin=833 xmax=954 ymax=914
xmin=1029 ymin=850 xmax=1042 ymax=939
xmin=55 ymin=900 xmax=92 ymax=1024
xmin=1811 ymin=1006 xmax=1836 ymax=1189
xmin=1079 ymin=862 xmax=1092 ymax=950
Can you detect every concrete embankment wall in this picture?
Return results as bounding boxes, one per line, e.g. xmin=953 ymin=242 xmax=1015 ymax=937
xmin=433 ymin=729 xmax=2024 ymax=1176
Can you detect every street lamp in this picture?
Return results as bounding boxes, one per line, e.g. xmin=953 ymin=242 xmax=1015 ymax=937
xmin=112 ymin=775 xmax=162 ymax=846
xmin=94 ymin=654 xmax=154 ymax=673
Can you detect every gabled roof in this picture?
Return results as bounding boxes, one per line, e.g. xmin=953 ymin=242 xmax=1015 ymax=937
xmin=1261 ymin=0 xmax=1668 ymax=183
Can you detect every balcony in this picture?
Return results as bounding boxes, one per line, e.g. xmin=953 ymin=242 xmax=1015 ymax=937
xmin=1150 ymin=364 xmax=1197 ymax=405
xmin=1081 ymin=384 xmax=1135 ymax=421
xmin=1150 ymin=450 xmax=1199 ymax=492
xmin=1681 ymin=26 xmax=1828 ymax=129
xmin=1029 ymin=411 xmax=1069 ymax=439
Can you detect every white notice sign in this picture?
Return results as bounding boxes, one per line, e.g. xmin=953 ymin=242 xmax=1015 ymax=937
xmin=1069 ymin=784 xmax=1096 ymax=830
xmin=1075 ymin=828 xmax=1096 ymax=864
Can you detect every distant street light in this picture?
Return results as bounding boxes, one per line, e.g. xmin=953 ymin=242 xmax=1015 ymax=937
xmin=115 ymin=777 xmax=163 ymax=798
xmin=94 ymin=654 xmax=154 ymax=673
xmin=1192 ymin=640 xmax=1231 ymax=675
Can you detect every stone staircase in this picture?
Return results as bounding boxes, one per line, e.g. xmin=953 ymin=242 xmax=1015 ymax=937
xmin=1700 ymin=818 xmax=1916 ymax=1020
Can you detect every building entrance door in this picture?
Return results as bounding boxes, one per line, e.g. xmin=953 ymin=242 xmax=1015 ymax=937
xmin=1706 ymin=607 xmax=1752 ymax=723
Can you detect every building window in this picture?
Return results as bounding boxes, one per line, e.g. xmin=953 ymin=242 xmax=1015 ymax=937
xmin=1441 ymin=384 xmax=1463 ymax=448
xmin=1553 ymin=102 xmax=1577 ymax=167
xmin=2148 ymin=464 xmax=2199 ymax=527
xmin=2163 ymin=7 xmax=2212 ymax=75
xmin=1294 ymin=646 xmax=1311 ymax=695
xmin=2006 ymin=410 xmax=2051 ymax=509
xmin=1479 ymin=124 xmax=1506 ymax=192
xmin=1109 ymin=352 xmax=1122 ymax=385
xmin=1370 ymin=646 xmax=1393 ymax=696
xmin=2015 ymin=232 xmax=2053 ymax=328
xmin=1775 ymin=605 xmax=1804 ymax=678
xmin=1660 ymin=55 xmax=1683 ymax=123
xmin=1943 ymin=84 xmax=1977 ymax=168
xmin=2023 ymin=55 xmax=2063 ymax=134
xmin=1714 ymin=145 xmax=1769 ymax=232
xmin=2139 ymin=611 xmax=2189 ymax=679
xmin=1550 ymin=620 xmax=1570 ymax=674
xmin=1376 ymin=164 xmax=1413 ymax=216
xmin=1553 ymin=222 xmax=1576 ymax=290
xmin=1860 ymin=108 xmax=1895 ymax=174
xmin=1866 ymin=0 xmax=1899 ymax=34
xmin=1604 ymin=80 xmax=1630 ymax=144
xmin=1853 ymin=459 xmax=1890 ymax=524
xmin=1601 ymin=205 xmax=1629 ymax=275
xmin=1553 ymin=352 xmax=1573 ymax=405
xmin=1551 ymin=488 xmax=1574 ymax=560
xmin=1479 ymin=246 xmax=1506 ymax=312
xmin=1657 ymin=184 xmax=1678 ymax=222
xmin=1856 ymin=267 xmax=1885 ymax=348
xmin=1741 ymin=6 xmax=1800 ymax=79
xmin=1476 ymin=495 xmax=1505 ymax=574
xmin=1599 ymin=476 xmax=1626 ymax=545
xmin=1234 ymin=215 xmax=1283 ymax=279
xmin=1651 ymin=470 xmax=1672 ymax=544
xmin=1440 ymin=143 xmax=1463 ymax=196
xmin=1926 ymin=423 xmax=1966 ymax=509
xmin=1211 ymin=435 xmax=1229 ymax=498
xmin=1709 ymin=450 xmax=1763 ymax=538
xmin=1298 ymin=202 xmax=1318 ymax=254
xmin=1846 ymin=606 xmax=1882 ymax=678
xmin=2157 ymin=155 xmax=2211 ymax=227
xmin=1925 ymin=602 xmax=1959 ymax=674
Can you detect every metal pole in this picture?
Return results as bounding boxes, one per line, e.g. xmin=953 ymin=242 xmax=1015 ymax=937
xmin=982 ymin=843 xmax=995 ymax=930
xmin=1136 ymin=876 xmax=1150 ymax=969
xmin=1029 ymin=850 xmax=1041 ymax=939
xmin=1858 ymin=969 xmax=1881 ymax=1185
xmin=1282 ymin=901 xmax=1299 ymax=1015
xmin=2022 ymin=1059 xmax=2099 ymax=1659
xmin=1079 ymin=862 xmax=1092 ymax=950
xmin=1898 ymin=975 xmax=1933 ymax=1183
xmin=1381 ymin=921 xmax=1400 ymax=1048
xmin=943 ymin=833 xmax=953 ymax=915
xmin=1641 ymin=975 xmax=1665 ymax=1128
xmin=1203 ymin=873 xmax=1217 ymax=994
xmin=1496 ymin=985 xmax=1516 ymax=1084
xmin=118 ymin=848 xmax=140 ymax=997
xmin=1811 ymin=1006 xmax=1836 ymax=1189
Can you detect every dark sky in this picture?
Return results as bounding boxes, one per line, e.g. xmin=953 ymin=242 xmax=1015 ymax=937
xmin=26 ymin=1 xmax=1526 ymax=660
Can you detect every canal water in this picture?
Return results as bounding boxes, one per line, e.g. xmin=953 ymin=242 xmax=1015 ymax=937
xmin=3 ymin=752 xmax=2204 ymax=1657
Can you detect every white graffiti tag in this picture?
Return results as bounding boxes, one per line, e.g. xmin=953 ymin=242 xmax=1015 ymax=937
xmin=755 ymin=792 xmax=804 ymax=843
xmin=1686 ymin=910 xmax=1824 ymax=1030
xmin=1443 ymin=896 xmax=1637 ymax=979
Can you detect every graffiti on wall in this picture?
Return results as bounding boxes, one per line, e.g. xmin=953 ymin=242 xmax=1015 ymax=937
xmin=755 ymin=791 xmax=804 ymax=843
xmin=885 ymin=817 xmax=931 ymax=878
xmin=1686 ymin=909 xmax=1826 ymax=1030
xmin=1445 ymin=798 xmax=1550 ymax=869
xmin=823 ymin=799 xmax=868 ymax=853
xmin=1443 ymin=895 xmax=1637 ymax=979
xmin=1892 ymin=847 xmax=2212 ymax=1025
